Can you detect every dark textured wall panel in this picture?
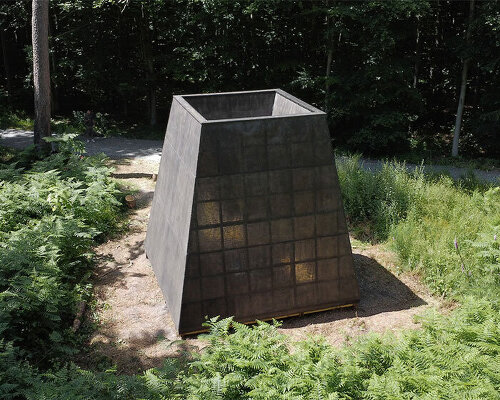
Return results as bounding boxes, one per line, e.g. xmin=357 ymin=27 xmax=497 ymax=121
xmin=146 ymin=89 xmax=359 ymax=334
xmin=184 ymin=91 xmax=276 ymax=120
xmin=145 ymin=98 xmax=201 ymax=326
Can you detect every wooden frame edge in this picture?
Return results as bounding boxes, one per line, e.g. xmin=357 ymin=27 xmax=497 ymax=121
xmin=180 ymin=303 xmax=358 ymax=337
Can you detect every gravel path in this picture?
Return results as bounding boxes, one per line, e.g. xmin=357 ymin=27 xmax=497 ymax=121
xmin=0 ymin=128 xmax=163 ymax=162
xmin=337 ymin=156 xmax=499 ymax=185
xmin=1 ymin=128 xmax=498 ymax=184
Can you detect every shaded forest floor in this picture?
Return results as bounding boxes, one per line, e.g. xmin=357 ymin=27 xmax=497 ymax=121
xmin=83 ymin=158 xmax=447 ymax=374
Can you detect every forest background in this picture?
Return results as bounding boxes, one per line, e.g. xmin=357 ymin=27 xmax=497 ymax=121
xmin=1 ymin=0 xmax=498 ymax=159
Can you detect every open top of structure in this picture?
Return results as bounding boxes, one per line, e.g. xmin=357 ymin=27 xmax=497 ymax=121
xmin=177 ymin=89 xmax=325 ymax=123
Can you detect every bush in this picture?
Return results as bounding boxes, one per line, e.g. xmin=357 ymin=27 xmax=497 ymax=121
xmin=0 ymin=108 xmax=33 ymax=130
xmin=71 ymin=111 xmax=120 ymax=137
xmin=336 ymin=155 xmax=425 ymax=240
xmin=0 ymin=341 xmax=36 ymax=400
xmin=0 ymin=136 xmax=121 ymax=364
xmin=0 ymin=339 xmax=155 ymax=400
xmin=132 ymin=302 xmax=499 ymax=399
xmin=392 ymin=184 xmax=499 ymax=301
xmin=9 ymin=299 xmax=498 ymax=399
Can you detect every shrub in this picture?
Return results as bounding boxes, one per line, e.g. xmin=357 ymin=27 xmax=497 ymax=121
xmin=10 ymin=300 xmax=499 ymax=399
xmin=391 ymin=185 xmax=499 ymax=301
xmin=71 ymin=111 xmax=120 ymax=137
xmin=0 ymin=136 xmax=121 ymax=364
xmin=336 ymin=154 xmax=425 ymax=241
xmin=0 ymin=108 xmax=33 ymax=130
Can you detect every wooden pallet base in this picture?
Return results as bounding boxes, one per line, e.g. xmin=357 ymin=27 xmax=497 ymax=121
xmin=181 ymin=303 xmax=357 ymax=337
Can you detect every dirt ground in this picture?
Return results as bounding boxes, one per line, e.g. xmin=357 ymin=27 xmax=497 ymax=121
xmin=87 ymin=158 xmax=444 ymax=374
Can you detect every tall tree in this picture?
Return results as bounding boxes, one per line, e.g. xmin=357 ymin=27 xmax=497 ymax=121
xmin=452 ymin=0 xmax=475 ymax=157
xmin=32 ymin=0 xmax=51 ymax=151
xmin=139 ymin=11 xmax=157 ymax=126
xmin=324 ymin=0 xmax=334 ymax=109
xmin=2 ymin=0 xmax=498 ymax=158
xmin=1 ymin=27 xmax=13 ymax=102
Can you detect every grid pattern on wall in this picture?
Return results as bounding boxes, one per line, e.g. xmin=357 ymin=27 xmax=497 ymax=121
xmin=179 ymin=119 xmax=358 ymax=333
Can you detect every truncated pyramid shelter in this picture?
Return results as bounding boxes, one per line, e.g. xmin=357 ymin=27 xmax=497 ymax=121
xmin=145 ymin=89 xmax=359 ymax=334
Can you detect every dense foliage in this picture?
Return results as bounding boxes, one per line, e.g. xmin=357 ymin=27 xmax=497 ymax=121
xmin=2 ymin=154 xmax=498 ymax=399
xmin=337 ymin=156 xmax=500 ymax=302
xmin=0 ymin=139 xmax=121 ymax=368
xmin=150 ymin=302 xmax=500 ymax=400
xmin=5 ymin=300 xmax=499 ymax=399
xmin=1 ymin=0 xmax=499 ymax=157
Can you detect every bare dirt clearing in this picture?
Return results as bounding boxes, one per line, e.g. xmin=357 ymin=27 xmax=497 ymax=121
xmin=86 ymin=159 xmax=196 ymax=374
xmin=86 ymin=158 xmax=445 ymax=373
xmin=278 ymin=244 xmax=443 ymax=346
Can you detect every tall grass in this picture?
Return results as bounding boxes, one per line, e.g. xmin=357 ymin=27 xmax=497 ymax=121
xmin=337 ymin=155 xmax=426 ymax=240
xmin=337 ymin=155 xmax=500 ymax=302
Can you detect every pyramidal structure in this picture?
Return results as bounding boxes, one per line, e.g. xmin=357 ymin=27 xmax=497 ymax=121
xmin=145 ymin=89 xmax=359 ymax=334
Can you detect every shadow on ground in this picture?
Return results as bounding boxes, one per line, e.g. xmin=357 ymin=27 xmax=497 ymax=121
xmin=83 ymin=157 xmax=434 ymax=372
xmin=85 ymin=251 xmax=426 ymax=373
xmin=78 ymin=330 xmax=196 ymax=374
xmin=280 ymin=253 xmax=426 ymax=329
xmin=93 ymin=240 xmax=146 ymax=289
xmin=112 ymin=172 xmax=154 ymax=179
xmin=86 ymin=234 xmax=189 ymax=374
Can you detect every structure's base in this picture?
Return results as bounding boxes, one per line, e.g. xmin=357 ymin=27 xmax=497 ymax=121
xmin=180 ymin=303 xmax=358 ymax=337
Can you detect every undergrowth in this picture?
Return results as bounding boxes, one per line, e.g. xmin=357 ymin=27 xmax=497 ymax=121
xmin=1 ymin=153 xmax=499 ymax=399
xmin=8 ymin=300 xmax=499 ymax=399
xmin=0 ymin=136 xmax=122 ymax=376
xmin=337 ymin=155 xmax=499 ymax=302
xmin=0 ymin=108 xmax=33 ymax=131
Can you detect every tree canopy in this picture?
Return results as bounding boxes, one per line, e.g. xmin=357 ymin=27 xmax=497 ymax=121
xmin=1 ymin=0 xmax=499 ymax=157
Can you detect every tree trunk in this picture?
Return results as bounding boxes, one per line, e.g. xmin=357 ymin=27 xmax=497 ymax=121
xmin=122 ymin=98 xmax=128 ymax=116
xmin=149 ymin=86 xmax=156 ymax=126
xmin=50 ymin=50 xmax=59 ymax=114
xmin=430 ymin=1 xmax=440 ymax=89
xmin=324 ymin=0 xmax=333 ymax=109
xmin=413 ymin=17 xmax=420 ymax=89
xmin=49 ymin=12 xmax=59 ymax=113
xmin=452 ymin=0 xmax=475 ymax=158
xmin=32 ymin=0 xmax=51 ymax=152
xmin=139 ymin=11 xmax=156 ymax=126
xmin=325 ymin=49 xmax=333 ymax=103
xmin=1 ymin=28 xmax=13 ymax=102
